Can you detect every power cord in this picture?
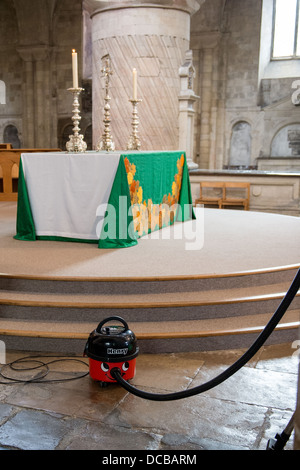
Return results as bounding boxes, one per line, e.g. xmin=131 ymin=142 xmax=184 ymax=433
xmin=0 ymin=355 xmax=89 ymax=384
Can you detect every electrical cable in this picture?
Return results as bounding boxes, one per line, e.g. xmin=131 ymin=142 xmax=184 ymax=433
xmin=111 ymin=267 xmax=300 ymax=401
xmin=0 ymin=355 xmax=89 ymax=384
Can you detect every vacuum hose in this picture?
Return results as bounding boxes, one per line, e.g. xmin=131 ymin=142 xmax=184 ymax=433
xmin=111 ymin=268 xmax=300 ymax=401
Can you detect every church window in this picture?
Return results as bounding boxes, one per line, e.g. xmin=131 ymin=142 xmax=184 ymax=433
xmin=272 ymin=0 xmax=300 ymax=59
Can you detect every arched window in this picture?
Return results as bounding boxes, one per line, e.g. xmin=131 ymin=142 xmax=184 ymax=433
xmin=259 ymin=0 xmax=300 ymax=80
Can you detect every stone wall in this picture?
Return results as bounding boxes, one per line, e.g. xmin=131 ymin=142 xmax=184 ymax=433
xmin=0 ymin=0 xmax=90 ymax=150
xmin=0 ymin=0 xmax=23 ymax=147
xmin=190 ymin=170 xmax=300 ymax=217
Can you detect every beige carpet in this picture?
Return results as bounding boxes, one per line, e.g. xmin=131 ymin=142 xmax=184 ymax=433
xmin=0 ymin=202 xmax=300 ymax=279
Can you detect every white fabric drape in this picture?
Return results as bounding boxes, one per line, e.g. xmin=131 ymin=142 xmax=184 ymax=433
xmin=21 ymin=152 xmax=121 ymax=240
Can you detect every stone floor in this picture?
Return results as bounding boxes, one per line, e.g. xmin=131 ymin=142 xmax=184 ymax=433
xmin=0 ymin=342 xmax=299 ymax=451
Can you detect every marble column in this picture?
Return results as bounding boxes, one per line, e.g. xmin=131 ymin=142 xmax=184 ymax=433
xmin=84 ymin=0 xmax=201 ymax=151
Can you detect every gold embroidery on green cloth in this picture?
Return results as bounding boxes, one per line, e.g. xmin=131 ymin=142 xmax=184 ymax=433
xmin=124 ymin=154 xmax=185 ymax=237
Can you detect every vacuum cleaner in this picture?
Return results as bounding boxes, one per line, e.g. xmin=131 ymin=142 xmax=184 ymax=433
xmin=84 ymin=316 xmax=139 ymax=386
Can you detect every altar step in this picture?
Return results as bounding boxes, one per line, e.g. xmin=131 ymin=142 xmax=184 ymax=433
xmin=0 ymin=267 xmax=299 ymax=353
xmin=0 ymin=310 xmax=299 ymax=354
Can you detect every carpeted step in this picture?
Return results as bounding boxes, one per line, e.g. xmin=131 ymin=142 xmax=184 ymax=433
xmin=0 ymin=282 xmax=299 ymax=324
xmin=0 ymin=309 xmax=298 ymax=354
xmin=0 ymin=266 xmax=299 ymax=295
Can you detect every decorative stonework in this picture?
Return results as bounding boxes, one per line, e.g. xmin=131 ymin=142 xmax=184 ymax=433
xmin=288 ymin=129 xmax=300 ymax=156
xmin=84 ymin=0 xmax=201 ymax=16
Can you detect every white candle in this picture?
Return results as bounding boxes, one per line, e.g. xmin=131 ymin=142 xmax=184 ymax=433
xmin=72 ymin=49 xmax=78 ymax=89
xmin=132 ymin=68 xmax=137 ymax=100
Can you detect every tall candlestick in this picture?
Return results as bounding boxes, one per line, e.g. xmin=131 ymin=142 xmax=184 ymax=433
xmin=127 ymin=98 xmax=142 ymax=151
xmin=133 ymin=68 xmax=137 ymax=100
xmin=66 ymin=87 xmax=87 ymax=153
xmin=72 ymin=49 xmax=78 ymax=89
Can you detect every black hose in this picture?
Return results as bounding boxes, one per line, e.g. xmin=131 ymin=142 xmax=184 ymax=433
xmin=111 ymin=267 xmax=300 ymax=401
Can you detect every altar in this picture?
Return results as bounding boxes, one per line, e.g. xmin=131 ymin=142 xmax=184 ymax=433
xmin=14 ymin=151 xmax=195 ymax=248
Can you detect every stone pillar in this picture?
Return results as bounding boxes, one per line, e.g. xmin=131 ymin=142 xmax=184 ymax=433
xmin=199 ymin=43 xmax=218 ymax=169
xmin=17 ymin=49 xmax=35 ymax=147
xmin=191 ymin=31 xmax=222 ymax=169
xmin=17 ymin=46 xmax=54 ymax=148
xmin=84 ymin=0 xmax=201 ymax=150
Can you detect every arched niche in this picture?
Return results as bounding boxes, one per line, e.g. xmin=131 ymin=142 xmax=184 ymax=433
xmin=229 ymin=121 xmax=252 ymax=168
xmin=3 ymin=124 xmax=21 ymax=149
xmin=271 ymin=124 xmax=300 ymax=157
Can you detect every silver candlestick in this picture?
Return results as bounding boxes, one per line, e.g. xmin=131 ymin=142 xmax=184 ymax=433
xmin=127 ymin=99 xmax=142 ymax=151
xmin=96 ymin=55 xmax=115 ymax=152
xmin=66 ymin=87 xmax=87 ymax=153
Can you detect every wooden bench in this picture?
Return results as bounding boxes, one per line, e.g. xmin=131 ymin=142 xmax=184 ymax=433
xmin=0 ymin=148 xmax=61 ymax=201
xmin=0 ymin=144 xmax=12 ymax=149
xmin=195 ymin=181 xmax=250 ymax=210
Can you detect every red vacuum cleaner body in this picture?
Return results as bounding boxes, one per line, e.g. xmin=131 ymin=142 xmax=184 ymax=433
xmin=84 ymin=316 xmax=139 ymax=385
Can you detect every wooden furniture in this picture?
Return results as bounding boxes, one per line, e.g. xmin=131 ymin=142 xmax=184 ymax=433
xmin=0 ymin=148 xmax=61 ymax=201
xmin=194 ymin=181 xmax=224 ymax=208
xmin=195 ymin=181 xmax=250 ymax=210
xmin=222 ymin=182 xmax=250 ymax=210
xmin=0 ymin=144 xmax=12 ymax=149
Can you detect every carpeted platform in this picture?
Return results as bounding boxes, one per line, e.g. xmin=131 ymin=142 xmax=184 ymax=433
xmin=1 ymin=202 xmax=300 ymax=279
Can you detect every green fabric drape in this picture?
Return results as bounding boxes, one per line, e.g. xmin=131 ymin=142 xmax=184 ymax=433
xmin=14 ymin=159 xmax=36 ymax=241
xmin=98 ymin=155 xmax=137 ymax=249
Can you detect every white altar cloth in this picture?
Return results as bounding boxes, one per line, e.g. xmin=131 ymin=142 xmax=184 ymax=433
xmin=21 ymin=152 xmax=121 ymax=240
